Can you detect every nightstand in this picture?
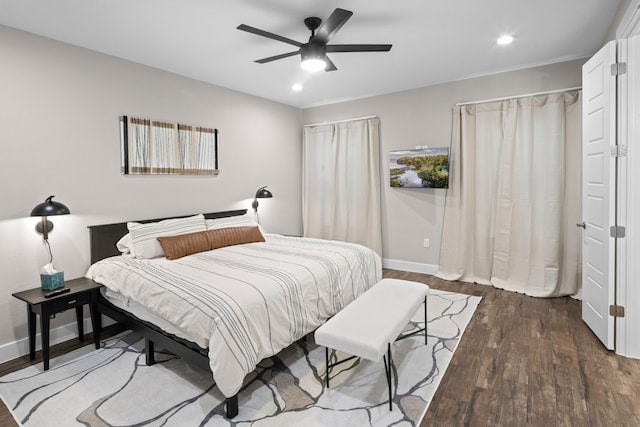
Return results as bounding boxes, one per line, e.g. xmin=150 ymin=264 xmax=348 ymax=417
xmin=12 ymin=277 xmax=102 ymax=370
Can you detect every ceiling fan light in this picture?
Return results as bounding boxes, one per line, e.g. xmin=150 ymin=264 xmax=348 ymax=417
xmin=497 ymin=34 xmax=514 ymax=45
xmin=300 ymin=43 xmax=327 ymax=72
xmin=301 ymin=57 xmax=326 ymax=72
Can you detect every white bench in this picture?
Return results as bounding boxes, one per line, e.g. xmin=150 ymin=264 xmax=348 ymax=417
xmin=314 ymin=278 xmax=429 ymax=411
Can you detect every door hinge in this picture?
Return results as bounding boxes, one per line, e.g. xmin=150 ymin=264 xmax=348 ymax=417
xmin=610 ymin=225 xmax=626 ymax=238
xmin=610 ymin=145 xmax=628 ymax=157
xmin=610 ymin=305 xmax=625 ymax=318
xmin=611 ymin=62 xmax=627 ymax=76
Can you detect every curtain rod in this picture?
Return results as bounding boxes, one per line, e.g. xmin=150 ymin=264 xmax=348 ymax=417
xmin=304 ymin=115 xmax=377 ymax=127
xmin=456 ymin=86 xmax=582 ymax=106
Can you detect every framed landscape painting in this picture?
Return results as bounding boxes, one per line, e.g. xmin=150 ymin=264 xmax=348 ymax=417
xmin=389 ymin=147 xmax=449 ymax=188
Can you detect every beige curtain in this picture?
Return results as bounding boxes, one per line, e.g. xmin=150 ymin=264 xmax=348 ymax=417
xmin=437 ymin=91 xmax=582 ymax=297
xmin=302 ymin=118 xmax=383 ymax=255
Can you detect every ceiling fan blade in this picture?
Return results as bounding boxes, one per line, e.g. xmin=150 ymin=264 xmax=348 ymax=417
xmin=255 ymin=50 xmax=301 ymax=64
xmin=324 ymin=56 xmax=337 ymax=72
xmin=314 ymin=8 xmax=353 ymax=45
xmin=237 ymin=24 xmax=302 ymax=47
xmin=327 ymin=44 xmax=393 ymax=53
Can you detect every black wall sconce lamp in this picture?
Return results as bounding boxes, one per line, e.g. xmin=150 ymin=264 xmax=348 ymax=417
xmin=252 ymin=186 xmax=273 ymax=223
xmin=31 ymin=195 xmax=71 ymax=241
xmin=31 ymin=195 xmax=70 ymax=288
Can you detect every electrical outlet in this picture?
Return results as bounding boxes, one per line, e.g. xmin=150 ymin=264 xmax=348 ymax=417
xmin=423 ymin=238 xmax=430 ymax=248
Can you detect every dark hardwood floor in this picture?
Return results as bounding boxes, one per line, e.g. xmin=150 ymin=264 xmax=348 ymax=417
xmin=381 ymin=270 xmax=640 ymax=427
xmin=1 ymin=271 xmax=639 ymax=426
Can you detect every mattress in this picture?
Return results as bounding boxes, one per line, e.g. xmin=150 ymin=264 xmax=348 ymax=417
xmin=86 ymin=234 xmax=382 ymax=397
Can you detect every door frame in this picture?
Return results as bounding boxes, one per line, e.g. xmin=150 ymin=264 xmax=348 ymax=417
xmin=615 ymin=0 xmax=640 ymax=358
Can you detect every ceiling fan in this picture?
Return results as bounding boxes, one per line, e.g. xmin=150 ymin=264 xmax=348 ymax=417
xmin=237 ymin=8 xmax=392 ymax=72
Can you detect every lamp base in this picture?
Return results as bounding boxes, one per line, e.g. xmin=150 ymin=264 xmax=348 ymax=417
xmin=35 ymin=219 xmax=53 ymax=235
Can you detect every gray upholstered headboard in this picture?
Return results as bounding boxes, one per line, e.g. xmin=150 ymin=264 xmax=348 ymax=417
xmin=87 ymin=209 xmax=248 ymax=264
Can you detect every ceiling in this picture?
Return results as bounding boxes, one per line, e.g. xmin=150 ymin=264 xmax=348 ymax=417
xmin=0 ymin=0 xmax=621 ymax=108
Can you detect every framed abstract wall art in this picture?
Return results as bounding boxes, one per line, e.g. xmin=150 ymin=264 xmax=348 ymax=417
xmin=120 ymin=116 xmax=219 ymax=175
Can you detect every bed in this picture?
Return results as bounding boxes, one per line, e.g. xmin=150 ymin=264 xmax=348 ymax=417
xmin=86 ymin=209 xmax=382 ymax=418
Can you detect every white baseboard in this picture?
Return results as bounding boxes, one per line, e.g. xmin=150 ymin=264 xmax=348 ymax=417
xmin=0 ymin=316 xmax=115 ymax=365
xmin=383 ymin=259 xmax=439 ymax=275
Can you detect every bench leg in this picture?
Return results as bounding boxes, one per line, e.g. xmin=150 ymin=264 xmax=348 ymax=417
xmin=383 ymin=343 xmax=393 ymax=411
xmin=325 ymin=346 xmax=330 ymax=388
xmin=324 ymin=349 xmax=358 ymax=389
xmin=424 ymin=295 xmax=428 ymax=345
xmin=394 ymin=295 xmax=428 ymax=344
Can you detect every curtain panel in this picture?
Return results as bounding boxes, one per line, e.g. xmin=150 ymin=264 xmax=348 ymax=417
xmin=437 ymin=92 xmax=582 ymax=297
xmin=302 ymin=118 xmax=383 ymax=255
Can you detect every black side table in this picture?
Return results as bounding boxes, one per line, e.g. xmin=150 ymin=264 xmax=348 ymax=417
xmin=12 ymin=277 xmax=102 ymax=370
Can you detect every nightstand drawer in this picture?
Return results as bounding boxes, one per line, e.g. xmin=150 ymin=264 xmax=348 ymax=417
xmin=47 ymin=291 xmax=91 ymax=314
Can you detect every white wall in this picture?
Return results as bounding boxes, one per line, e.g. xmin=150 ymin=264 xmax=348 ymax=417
xmin=605 ymin=0 xmax=633 ymax=41
xmin=303 ymin=59 xmax=584 ymax=273
xmin=0 ymin=25 xmax=303 ymax=358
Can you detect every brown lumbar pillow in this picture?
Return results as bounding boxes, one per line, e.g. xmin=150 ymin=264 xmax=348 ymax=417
xmin=156 ymin=230 xmax=212 ymax=260
xmin=157 ymin=226 xmax=265 ymax=260
xmin=206 ymin=225 xmax=265 ymax=250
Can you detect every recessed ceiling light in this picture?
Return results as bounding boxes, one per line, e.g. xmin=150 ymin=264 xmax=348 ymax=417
xmin=292 ymin=83 xmax=303 ymax=91
xmin=497 ymin=35 xmax=514 ymax=45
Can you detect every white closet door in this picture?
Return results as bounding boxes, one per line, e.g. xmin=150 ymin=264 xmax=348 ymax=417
xmin=581 ymin=40 xmax=617 ymax=350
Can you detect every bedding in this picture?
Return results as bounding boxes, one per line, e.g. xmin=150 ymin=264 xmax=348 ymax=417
xmin=205 ymin=212 xmax=267 ymax=236
xmin=101 ymin=288 xmax=195 ymax=343
xmin=86 ymin=233 xmax=382 ymax=397
xmin=204 ymin=212 xmax=259 ymax=230
xmin=116 ymin=233 xmax=133 ymax=254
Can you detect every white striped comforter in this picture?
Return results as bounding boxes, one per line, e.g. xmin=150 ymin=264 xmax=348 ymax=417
xmin=86 ymin=234 xmax=382 ymax=397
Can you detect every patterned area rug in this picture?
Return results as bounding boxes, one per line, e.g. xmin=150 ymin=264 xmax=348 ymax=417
xmin=0 ymin=289 xmax=480 ymax=426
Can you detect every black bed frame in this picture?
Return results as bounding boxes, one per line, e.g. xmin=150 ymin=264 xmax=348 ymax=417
xmin=87 ymin=209 xmax=247 ymax=418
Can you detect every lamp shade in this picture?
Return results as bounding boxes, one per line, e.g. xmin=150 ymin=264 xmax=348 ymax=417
xmin=255 ymin=187 xmax=273 ymax=199
xmin=31 ymin=195 xmax=71 ymax=217
xmin=252 ymin=186 xmax=273 ymax=214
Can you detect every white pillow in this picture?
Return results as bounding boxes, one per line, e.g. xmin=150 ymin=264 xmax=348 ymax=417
xmin=127 ymin=214 xmax=206 ymax=259
xmin=206 ymin=213 xmax=265 ymax=233
xmin=116 ymin=233 xmax=134 ymax=255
